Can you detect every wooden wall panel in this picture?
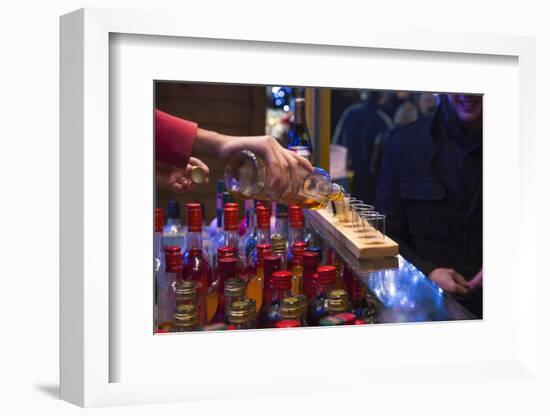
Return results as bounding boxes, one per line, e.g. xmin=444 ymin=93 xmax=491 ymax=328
xmin=155 ymin=82 xmax=267 ymax=225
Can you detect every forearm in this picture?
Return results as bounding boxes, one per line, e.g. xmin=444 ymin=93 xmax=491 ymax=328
xmin=191 ymin=128 xmax=227 ymax=160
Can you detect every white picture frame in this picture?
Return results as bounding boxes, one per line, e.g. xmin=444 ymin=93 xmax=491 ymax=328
xmin=60 ymin=7 xmax=541 ymax=409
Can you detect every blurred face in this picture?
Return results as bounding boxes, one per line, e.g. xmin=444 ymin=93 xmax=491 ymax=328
xmin=447 ymin=94 xmax=482 ymax=130
xmin=419 ymin=93 xmax=436 ymax=115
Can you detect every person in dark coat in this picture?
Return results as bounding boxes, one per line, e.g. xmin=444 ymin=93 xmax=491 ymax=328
xmin=374 ymin=94 xmax=483 ymax=317
xmin=332 ymin=91 xmax=393 ymax=204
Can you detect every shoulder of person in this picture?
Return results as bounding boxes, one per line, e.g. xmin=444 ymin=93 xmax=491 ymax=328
xmin=385 ymin=114 xmax=434 ymax=151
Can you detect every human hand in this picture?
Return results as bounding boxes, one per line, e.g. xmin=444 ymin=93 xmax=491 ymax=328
xmin=466 ymin=268 xmax=482 ymax=290
xmin=217 ymin=134 xmax=313 ymax=197
xmin=428 ymin=268 xmax=470 ymax=296
xmin=155 ymin=157 xmax=210 ymax=193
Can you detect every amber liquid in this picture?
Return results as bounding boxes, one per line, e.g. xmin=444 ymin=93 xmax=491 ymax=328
xmin=291 ymin=264 xmax=303 ymax=295
xmin=246 ymin=271 xmax=263 ymax=313
xmin=206 ymin=289 xmax=218 ymax=323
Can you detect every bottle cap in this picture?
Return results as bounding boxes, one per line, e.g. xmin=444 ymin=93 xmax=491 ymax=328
xmin=167 ymin=200 xmax=180 ymax=220
xmin=227 ymin=298 xmax=255 ymax=324
xmin=302 ymin=251 xmax=320 ymax=267
xmin=218 ymin=257 xmax=238 ymax=277
xmin=223 ymin=207 xmax=239 ymax=231
xmin=327 ymin=289 xmax=349 ymax=313
xmin=190 ymin=166 xmax=207 ymax=184
xmin=264 ymin=254 xmax=282 ymax=275
xmin=217 ymin=246 xmax=235 ymax=258
xmin=164 ymin=245 xmax=182 ymax=272
xmin=354 ymin=319 xmax=367 ymax=325
xmin=186 ymin=203 xmax=202 ymax=232
xmin=271 ymin=270 xmax=292 ymax=290
xmin=256 ymin=205 xmax=270 ymax=229
xmin=174 ymin=304 xmax=199 ymax=329
xmin=175 ymin=280 xmax=196 ymax=299
xmin=280 ymin=296 xmax=301 ymax=320
xmin=291 ymin=242 xmax=307 ymax=259
xmin=288 ymin=205 xmax=304 ymax=228
xmin=295 ymin=294 xmax=308 ymax=316
xmin=224 ymin=278 xmax=246 ymax=297
xmin=317 ymin=265 xmax=337 ymax=285
xmin=155 ymin=208 xmax=164 ymax=232
xmin=307 ymin=247 xmax=323 ymax=263
xmin=276 ymin=320 xmax=301 ymax=329
xmin=270 ymin=235 xmax=287 ymax=254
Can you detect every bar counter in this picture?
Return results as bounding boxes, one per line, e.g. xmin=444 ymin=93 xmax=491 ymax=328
xmin=304 ymin=210 xmax=475 ymax=323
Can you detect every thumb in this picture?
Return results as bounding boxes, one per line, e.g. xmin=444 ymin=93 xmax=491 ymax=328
xmin=452 ymin=271 xmax=470 ymax=287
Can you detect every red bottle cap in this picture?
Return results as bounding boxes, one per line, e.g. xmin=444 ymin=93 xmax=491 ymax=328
xmin=264 ymin=254 xmax=282 ymax=273
xmin=227 ymin=325 xmax=237 ymax=330
xmin=276 ymin=320 xmax=301 ymax=328
xmin=218 ymin=257 xmax=238 ymax=277
xmin=223 ymin=207 xmax=239 ymax=231
xmin=302 ymin=251 xmax=320 ymax=267
xmin=225 ymin=202 xmax=239 ymax=210
xmin=256 ymin=205 xmax=270 ymax=229
xmin=186 ymin=203 xmax=202 ymax=232
xmin=291 ymin=242 xmax=307 ymax=258
xmin=155 ymin=208 xmax=164 ymax=232
xmin=317 ymin=265 xmax=337 ymax=285
xmin=165 ymin=245 xmax=182 ymax=272
xmin=271 ymin=270 xmax=292 ymax=290
xmin=354 ymin=319 xmax=367 ymax=325
xmin=288 ymin=205 xmax=304 ymax=228
xmin=217 ymin=246 xmax=235 ymax=258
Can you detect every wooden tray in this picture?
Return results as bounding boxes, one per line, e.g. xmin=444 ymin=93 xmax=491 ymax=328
xmin=306 ymin=208 xmax=399 ymax=259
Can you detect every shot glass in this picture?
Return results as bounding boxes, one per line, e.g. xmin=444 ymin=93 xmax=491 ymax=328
xmin=360 ymin=212 xmax=386 ymax=242
xmin=351 ymin=204 xmax=374 ymax=231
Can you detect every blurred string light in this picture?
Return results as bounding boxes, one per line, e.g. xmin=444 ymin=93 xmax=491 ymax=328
xmin=270 ymin=86 xmax=294 ymax=109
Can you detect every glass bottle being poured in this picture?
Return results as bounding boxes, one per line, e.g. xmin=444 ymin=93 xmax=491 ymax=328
xmin=224 ymin=151 xmax=344 ymax=210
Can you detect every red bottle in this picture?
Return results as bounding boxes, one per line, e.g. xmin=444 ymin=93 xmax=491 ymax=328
xmin=302 ymin=251 xmax=320 ymax=299
xmin=287 ymin=241 xmax=307 ymax=273
xmin=212 ymin=257 xmax=239 ymax=323
xmin=182 ymin=203 xmax=212 ymax=325
xmin=260 ymin=270 xmax=292 ymax=328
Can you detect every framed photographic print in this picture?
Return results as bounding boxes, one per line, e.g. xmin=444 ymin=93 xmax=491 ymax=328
xmin=60 ymin=7 xmax=540 ymax=409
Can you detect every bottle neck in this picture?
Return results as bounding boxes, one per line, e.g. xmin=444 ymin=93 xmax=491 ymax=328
xmin=316 ymin=282 xmax=335 ymax=297
xmin=223 ymin=230 xmax=239 ymax=248
xmin=186 ymin=231 xmax=203 ymax=251
xmin=289 ymin=227 xmax=303 ymax=244
xmin=257 ymin=227 xmax=270 ymax=244
xmin=154 ymin=231 xmax=163 ymax=257
xmin=271 ymin=288 xmax=291 ymax=303
xmin=166 ymin=218 xmax=182 ymax=226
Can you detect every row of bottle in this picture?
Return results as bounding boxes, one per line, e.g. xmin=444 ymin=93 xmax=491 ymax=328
xmin=155 ymin=203 xmax=377 ymax=332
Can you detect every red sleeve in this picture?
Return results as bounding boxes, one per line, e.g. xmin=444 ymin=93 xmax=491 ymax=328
xmin=155 ymin=109 xmax=198 ymax=167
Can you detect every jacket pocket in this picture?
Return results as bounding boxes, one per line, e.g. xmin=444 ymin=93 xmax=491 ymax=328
xmin=400 ymin=180 xmax=447 ymax=239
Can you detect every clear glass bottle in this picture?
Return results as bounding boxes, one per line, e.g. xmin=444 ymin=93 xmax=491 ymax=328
xmin=239 ymin=199 xmax=257 ymax=261
xmin=173 ymin=304 xmax=199 ymax=332
xmin=158 ymin=245 xmax=181 ymax=332
xmin=287 ymin=205 xmax=312 ymax=246
xmin=154 ymin=208 xmax=165 ymax=328
xmin=163 ymin=200 xmax=186 ymax=252
xmin=274 ymin=203 xmax=289 ymax=241
xmin=302 ymin=251 xmax=320 ymax=300
xmin=224 ymin=151 xmax=344 ymax=210
xmin=287 ymin=97 xmax=313 ymax=161
xmin=260 ymin=270 xmax=292 ymax=328
xmin=212 ymin=257 xmax=239 ymax=324
xmin=270 ymin=234 xmax=288 ymax=270
xmin=182 ymin=203 xmax=212 ymax=326
xmin=307 ymin=265 xmax=337 ymax=326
